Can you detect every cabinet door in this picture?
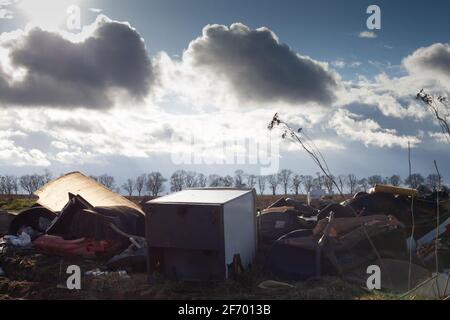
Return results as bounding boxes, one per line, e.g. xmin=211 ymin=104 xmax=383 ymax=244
xmin=147 ymin=204 xmax=223 ymax=250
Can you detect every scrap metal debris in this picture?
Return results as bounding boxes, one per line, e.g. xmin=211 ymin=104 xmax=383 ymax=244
xmin=260 ymin=184 xmax=450 ymax=295
xmin=1 ymin=175 xmax=450 ymax=300
xmin=2 ymin=172 xmax=146 ymax=261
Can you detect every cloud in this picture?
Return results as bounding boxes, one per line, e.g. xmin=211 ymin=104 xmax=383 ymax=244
xmin=53 ymin=149 xmax=103 ymax=165
xmin=0 ymin=16 xmax=153 ymax=109
xmin=0 ymin=130 xmax=50 ymax=166
xmin=151 ymin=124 xmax=175 ymax=141
xmin=428 ymin=131 xmax=450 ymax=144
xmin=181 ymin=23 xmax=339 ymax=105
xmin=403 ymin=43 xmax=450 ymax=81
xmin=51 ymin=141 xmax=69 ymax=150
xmin=340 ymin=44 xmax=450 ymax=123
xmin=89 ymin=8 xmax=103 ymax=13
xmin=332 ymin=59 xmax=346 ymax=69
xmin=0 ymin=8 xmax=13 ymax=19
xmin=0 ymin=20 xmax=448 ymax=172
xmin=358 ymin=31 xmax=377 ymax=39
xmin=328 ymin=109 xmax=421 ymax=148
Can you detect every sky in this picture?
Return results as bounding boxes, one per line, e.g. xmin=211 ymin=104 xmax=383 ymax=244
xmin=0 ymin=0 xmax=449 ymax=186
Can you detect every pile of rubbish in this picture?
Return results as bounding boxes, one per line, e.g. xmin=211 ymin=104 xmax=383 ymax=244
xmin=1 ymin=173 xmax=450 ymax=299
xmin=0 ymin=172 xmax=147 ymax=277
xmin=259 ymin=185 xmax=450 ymax=298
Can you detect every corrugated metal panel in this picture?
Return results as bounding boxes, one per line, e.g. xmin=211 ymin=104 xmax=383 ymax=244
xmin=34 ymin=171 xmax=144 ymax=215
xmin=148 ymin=188 xmax=253 ymax=205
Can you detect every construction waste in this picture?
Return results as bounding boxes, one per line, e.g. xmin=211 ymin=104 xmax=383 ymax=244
xmin=259 ymin=185 xmax=450 ymax=298
xmin=1 ymin=175 xmax=449 ymax=299
xmin=0 ymin=172 xmax=147 ymax=273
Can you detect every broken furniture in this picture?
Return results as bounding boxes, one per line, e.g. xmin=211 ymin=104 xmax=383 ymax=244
xmin=144 ymin=188 xmax=257 ymax=281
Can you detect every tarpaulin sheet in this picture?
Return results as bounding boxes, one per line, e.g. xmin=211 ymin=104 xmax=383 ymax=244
xmin=34 ymin=172 xmax=144 ymax=215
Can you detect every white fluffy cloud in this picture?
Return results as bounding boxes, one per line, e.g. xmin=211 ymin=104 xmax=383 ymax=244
xmin=403 ymin=43 xmax=450 ymax=86
xmin=328 ymin=109 xmax=421 ymax=148
xmin=358 ymin=31 xmax=377 ymax=39
xmin=0 ymin=130 xmax=50 ymax=166
xmin=0 ymin=8 xmax=13 ymax=19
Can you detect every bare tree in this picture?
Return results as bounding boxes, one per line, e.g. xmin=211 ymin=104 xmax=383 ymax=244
xmin=11 ymin=176 xmax=19 ymax=195
xmin=170 ymin=170 xmax=186 ymax=192
xmin=267 ymin=174 xmax=280 ymax=195
xmin=19 ymin=175 xmax=31 ymax=195
xmin=302 ymin=175 xmax=314 ymax=194
xmin=291 ymin=174 xmax=302 ymax=195
xmin=257 ymin=176 xmax=266 ymax=195
xmin=208 ymin=174 xmax=222 ymax=187
xmin=323 ymin=174 xmax=335 ymax=194
xmin=367 ymin=175 xmax=383 ymax=187
xmin=247 ymin=174 xmax=257 ymax=190
xmin=196 ymin=173 xmax=208 ymax=188
xmin=312 ymin=177 xmax=321 ymax=190
xmin=122 ymin=178 xmax=135 ymax=197
xmin=184 ymin=171 xmax=197 ymax=188
xmin=405 ymin=173 xmax=425 ymax=189
xmin=337 ymin=175 xmax=347 ymax=194
xmin=97 ymin=174 xmax=116 ymax=190
xmin=134 ymin=174 xmax=146 ymax=197
xmin=278 ymin=169 xmax=293 ymax=195
xmin=146 ymin=172 xmax=167 ymax=196
xmin=388 ymin=174 xmax=402 ymax=187
xmin=31 ymin=174 xmax=45 ymax=192
xmin=234 ymin=170 xmax=247 ymax=188
xmin=222 ymin=175 xmax=234 ymax=187
xmin=0 ymin=176 xmax=16 ymax=195
xmin=315 ymin=172 xmax=324 ymax=189
xmin=426 ymin=173 xmax=442 ymax=191
xmin=19 ymin=174 xmax=45 ymax=196
xmin=0 ymin=176 xmax=6 ymax=195
xmin=358 ymin=178 xmax=369 ymax=192
xmin=347 ymin=174 xmax=358 ymax=194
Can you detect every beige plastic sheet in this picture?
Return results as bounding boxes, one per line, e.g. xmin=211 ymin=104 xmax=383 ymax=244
xmin=34 ymin=171 xmax=144 ymax=215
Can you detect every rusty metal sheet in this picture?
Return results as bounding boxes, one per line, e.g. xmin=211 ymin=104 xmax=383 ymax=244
xmin=34 ymin=171 xmax=144 ymax=215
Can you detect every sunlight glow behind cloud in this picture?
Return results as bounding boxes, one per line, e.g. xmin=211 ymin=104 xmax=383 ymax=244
xmin=18 ymin=0 xmax=82 ymax=30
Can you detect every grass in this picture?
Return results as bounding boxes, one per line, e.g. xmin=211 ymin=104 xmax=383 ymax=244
xmin=0 ymin=198 xmax=36 ymax=212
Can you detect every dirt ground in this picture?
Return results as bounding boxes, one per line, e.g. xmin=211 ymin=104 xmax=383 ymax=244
xmin=0 ymin=249 xmax=393 ymax=300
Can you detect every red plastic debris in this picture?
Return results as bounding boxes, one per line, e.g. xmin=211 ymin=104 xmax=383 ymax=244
xmin=32 ymin=235 xmax=122 ymax=259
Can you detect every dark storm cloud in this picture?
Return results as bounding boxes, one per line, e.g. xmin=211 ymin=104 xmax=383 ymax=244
xmin=0 ymin=18 xmax=153 ymax=108
xmin=185 ymin=23 xmax=338 ymax=105
xmin=403 ymin=43 xmax=450 ymax=77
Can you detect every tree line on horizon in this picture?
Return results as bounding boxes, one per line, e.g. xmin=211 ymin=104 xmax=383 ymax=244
xmin=0 ymin=169 xmax=445 ymax=198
